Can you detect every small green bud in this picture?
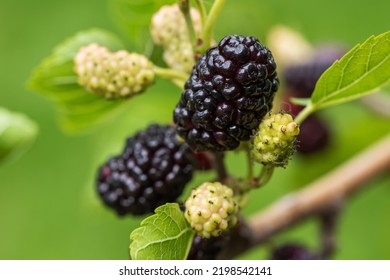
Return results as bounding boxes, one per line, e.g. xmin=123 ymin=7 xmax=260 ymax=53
xmin=252 ymin=113 xmax=300 ymax=167
xmin=184 ymin=182 xmax=239 ymax=239
xmin=74 ymin=43 xmax=155 ymax=99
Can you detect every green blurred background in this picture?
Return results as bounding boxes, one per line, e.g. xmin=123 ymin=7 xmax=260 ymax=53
xmin=0 ymin=0 xmax=389 ymax=259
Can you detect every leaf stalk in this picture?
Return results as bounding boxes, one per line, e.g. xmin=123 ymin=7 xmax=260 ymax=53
xmin=195 ymin=0 xmax=226 ymax=53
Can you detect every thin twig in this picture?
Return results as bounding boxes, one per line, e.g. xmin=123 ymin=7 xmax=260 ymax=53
xmin=361 ymin=92 xmax=390 ymax=118
xmin=153 ymin=66 xmax=188 ymax=81
xmin=319 ymin=208 xmax=339 ymax=258
xmin=218 ymin=133 xmax=390 ymax=259
xmin=153 ymin=66 xmax=187 ymax=88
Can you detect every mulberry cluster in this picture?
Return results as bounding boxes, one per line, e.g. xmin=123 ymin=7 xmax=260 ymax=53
xmin=97 ymin=124 xmax=194 ymax=216
xmin=184 ymin=182 xmax=240 ymax=238
xmin=150 ymin=4 xmax=201 ymax=73
xmin=74 ymin=43 xmax=155 ymax=99
xmin=252 ymin=113 xmax=299 ymax=167
xmin=174 ymin=35 xmax=279 ymax=152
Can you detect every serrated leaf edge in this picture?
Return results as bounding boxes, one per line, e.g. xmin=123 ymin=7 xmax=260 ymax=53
xmin=312 ymin=31 xmax=390 ymax=108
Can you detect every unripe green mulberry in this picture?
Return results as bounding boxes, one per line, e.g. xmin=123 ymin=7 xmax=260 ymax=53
xmin=184 ymin=182 xmax=239 ymax=239
xmin=74 ymin=43 xmax=155 ymax=99
xmin=163 ymin=40 xmax=196 ymax=74
xmin=252 ymin=113 xmax=299 ymax=167
xmin=150 ymin=4 xmax=201 ymax=73
xmin=150 ymin=4 xmax=201 ymax=45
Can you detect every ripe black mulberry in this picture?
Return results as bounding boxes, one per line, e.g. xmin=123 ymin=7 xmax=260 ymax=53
xmin=283 ymin=45 xmax=345 ymax=98
xmin=174 ymin=35 xmax=279 ymax=151
xmin=97 ymin=124 xmax=194 ymax=215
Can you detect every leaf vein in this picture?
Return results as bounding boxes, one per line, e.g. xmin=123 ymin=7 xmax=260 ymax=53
xmin=316 ymin=51 xmax=390 ymax=104
xmin=133 ymin=227 xmax=192 ymax=258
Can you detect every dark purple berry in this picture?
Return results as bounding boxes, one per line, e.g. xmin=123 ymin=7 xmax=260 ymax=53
xmin=312 ymin=44 xmax=347 ymax=65
xmin=297 ymin=115 xmax=330 ymax=154
xmin=271 ymin=243 xmax=321 ymax=260
xmin=283 ymin=45 xmax=345 ymax=98
xmin=283 ymin=62 xmax=329 ymax=98
xmin=187 ymin=235 xmax=228 ymax=260
xmin=192 ymin=151 xmax=213 ymax=171
xmin=174 ymin=35 xmax=279 ymax=151
xmin=97 ymin=124 xmax=194 ymax=216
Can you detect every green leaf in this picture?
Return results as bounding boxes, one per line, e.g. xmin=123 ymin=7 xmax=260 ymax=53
xmin=311 ymin=31 xmax=390 ymax=109
xmin=28 ymin=29 xmax=129 ymax=134
xmin=0 ymin=108 xmax=38 ymax=164
xmin=129 ymin=203 xmax=194 ymax=260
xmin=108 ymin=0 xmax=176 ymax=53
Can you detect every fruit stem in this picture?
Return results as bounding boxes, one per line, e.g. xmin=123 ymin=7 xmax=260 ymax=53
xmin=257 ymin=165 xmax=274 ymax=188
xmin=153 ymin=66 xmax=188 ymax=88
xmin=293 ymin=102 xmax=316 ymax=124
xmin=213 ymin=152 xmax=229 ymax=182
xmin=196 ymin=0 xmax=226 ymax=53
xmin=319 ymin=207 xmax=339 ymax=259
xmin=179 ymin=0 xmax=197 ymax=45
xmin=195 ymin=0 xmax=207 ymax=27
xmin=242 ymin=163 xmax=274 ymax=192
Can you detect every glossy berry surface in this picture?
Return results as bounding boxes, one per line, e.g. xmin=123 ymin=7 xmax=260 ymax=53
xmin=97 ymin=124 xmax=194 ymax=216
xmin=297 ymin=115 xmax=330 ymax=154
xmin=174 ymin=35 xmax=279 ymax=151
